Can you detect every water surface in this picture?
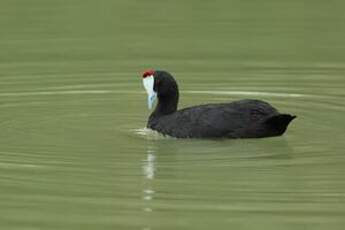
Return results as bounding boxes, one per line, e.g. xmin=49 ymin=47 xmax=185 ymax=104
xmin=1 ymin=0 xmax=345 ymax=229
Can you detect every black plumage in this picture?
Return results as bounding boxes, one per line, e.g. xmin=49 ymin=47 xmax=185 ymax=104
xmin=146 ymin=70 xmax=296 ymax=138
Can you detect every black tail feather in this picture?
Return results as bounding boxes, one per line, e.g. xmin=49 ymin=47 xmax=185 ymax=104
xmin=265 ymin=114 xmax=296 ymax=135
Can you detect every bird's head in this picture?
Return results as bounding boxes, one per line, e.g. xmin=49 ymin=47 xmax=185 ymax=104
xmin=142 ymin=69 xmax=179 ymax=110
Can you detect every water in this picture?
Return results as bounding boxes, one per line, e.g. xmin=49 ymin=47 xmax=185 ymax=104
xmin=1 ymin=0 xmax=345 ymax=229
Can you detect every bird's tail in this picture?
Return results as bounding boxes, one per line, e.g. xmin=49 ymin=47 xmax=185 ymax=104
xmin=265 ymin=114 xmax=296 ymax=135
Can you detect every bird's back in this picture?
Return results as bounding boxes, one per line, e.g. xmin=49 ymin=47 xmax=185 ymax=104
xmin=148 ymin=99 xmax=295 ymax=138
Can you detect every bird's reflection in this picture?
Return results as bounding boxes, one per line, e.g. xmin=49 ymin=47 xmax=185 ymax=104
xmin=142 ymin=146 xmax=156 ymax=223
xmin=143 ymin=150 xmax=156 ymax=180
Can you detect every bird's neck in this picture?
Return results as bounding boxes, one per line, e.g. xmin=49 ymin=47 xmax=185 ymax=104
xmin=152 ymin=94 xmax=179 ymax=117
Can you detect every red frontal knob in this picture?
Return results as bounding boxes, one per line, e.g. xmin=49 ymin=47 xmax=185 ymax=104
xmin=142 ymin=69 xmax=155 ymax=78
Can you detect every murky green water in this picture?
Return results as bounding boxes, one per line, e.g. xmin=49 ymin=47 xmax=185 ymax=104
xmin=1 ymin=0 xmax=345 ymax=229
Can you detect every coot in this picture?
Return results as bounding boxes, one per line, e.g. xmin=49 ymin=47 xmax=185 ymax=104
xmin=142 ymin=69 xmax=296 ymax=138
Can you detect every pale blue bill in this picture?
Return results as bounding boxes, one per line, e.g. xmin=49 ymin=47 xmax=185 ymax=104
xmin=147 ymin=92 xmax=157 ymax=109
xmin=143 ymin=75 xmax=157 ymax=109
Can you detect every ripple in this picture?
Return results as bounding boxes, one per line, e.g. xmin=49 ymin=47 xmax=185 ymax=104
xmin=133 ymin=128 xmax=170 ymax=140
xmin=0 ymin=90 xmax=111 ymax=97
xmin=0 ymin=162 xmax=41 ymax=169
xmin=186 ymin=90 xmax=304 ymax=98
xmin=0 ymin=89 xmax=342 ymax=101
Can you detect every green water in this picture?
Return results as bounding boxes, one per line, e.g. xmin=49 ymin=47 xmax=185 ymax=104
xmin=1 ymin=0 xmax=345 ymax=229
